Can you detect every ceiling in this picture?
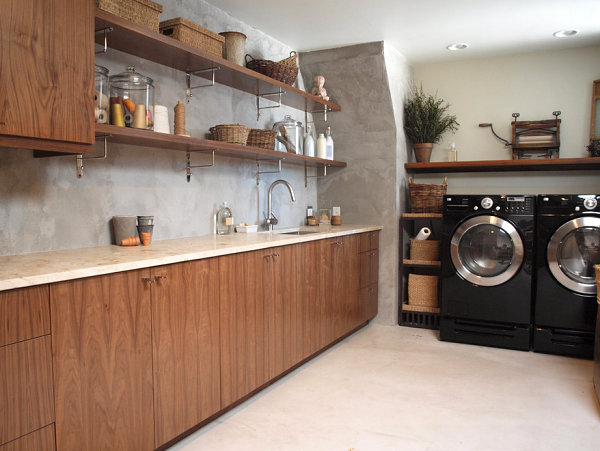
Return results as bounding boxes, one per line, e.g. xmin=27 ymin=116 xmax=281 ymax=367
xmin=204 ymin=0 xmax=600 ymax=64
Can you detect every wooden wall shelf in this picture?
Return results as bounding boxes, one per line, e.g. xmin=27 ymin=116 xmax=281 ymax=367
xmin=95 ymin=9 xmax=341 ymax=114
xmin=95 ymin=124 xmax=346 ymax=168
xmin=405 ymin=157 xmax=600 ymax=174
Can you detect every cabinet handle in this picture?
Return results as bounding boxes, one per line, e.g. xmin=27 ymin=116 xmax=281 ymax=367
xmin=154 ymin=275 xmax=168 ymax=281
xmin=264 ymin=255 xmax=271 ymax=261
xmin=0 ymin=121 xmax=5 ymax=125
xmin=141 ymin=277 xmax=154 ymax=285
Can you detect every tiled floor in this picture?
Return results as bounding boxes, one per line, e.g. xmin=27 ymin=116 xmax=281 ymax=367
xmin=170 ymin=324 xmax=600 ymax=451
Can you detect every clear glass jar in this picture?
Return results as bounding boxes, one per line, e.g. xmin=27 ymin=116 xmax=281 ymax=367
xmin=217 ymin=202 xmax=234 ymax=235
xmin=109 ymin=66 xmax=155 ymax=130
xmin=94 ymin=65 xmax=109 ymax=124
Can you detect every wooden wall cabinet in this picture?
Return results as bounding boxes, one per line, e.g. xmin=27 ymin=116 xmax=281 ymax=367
xmin=0 ymin=0 xmax=94 ymax=154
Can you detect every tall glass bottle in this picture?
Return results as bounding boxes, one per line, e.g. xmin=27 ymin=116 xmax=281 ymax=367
xmin=316 ymin=133 xmax=327 ymax=159
xmin=304 ymin=124 xmax=315 ymax=157
xmin=325 ymin=126 xmax=334 ymax=160
xmin=217 ymin=202 xmax=234 ymax=235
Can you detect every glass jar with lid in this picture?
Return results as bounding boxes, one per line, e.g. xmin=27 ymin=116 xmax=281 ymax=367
xmin=94 ymin=65 xmax=109 ymax=124
xmin=216 ymin=202 xmax=234 ymax=235
xmin=109 ymin=66 xmax=155 ymax=130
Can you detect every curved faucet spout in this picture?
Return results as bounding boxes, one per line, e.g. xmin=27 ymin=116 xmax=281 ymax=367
xmin=266 ymin=179 xmax=296 ymax=230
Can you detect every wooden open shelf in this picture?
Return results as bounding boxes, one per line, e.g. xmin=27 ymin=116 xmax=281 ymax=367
xmin=95 ymin=9 xmax=341 ymax=114
xmin=405 ymin=157 xmax=600 ymax=173
xmin=402 ymin=259 xmax=441 ymax=268
xmin=401 ymin=213 xmax=443 ymax=219
xmin=95 ymin=124 xmax=346 ymax=168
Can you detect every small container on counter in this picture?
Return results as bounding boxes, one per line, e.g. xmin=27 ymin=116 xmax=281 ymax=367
xmin=94 ymin=65 xmax=109 ymax=124
xmin=217 ymin=202 xmax=234 ymax=235
xmin=109 ymin=66 xmax=155 ymax=130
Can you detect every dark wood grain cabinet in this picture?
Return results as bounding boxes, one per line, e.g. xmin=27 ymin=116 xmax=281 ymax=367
xmin=0 ymin=0 xmax=94 ymax=154
xmin=0 ymin=425 xmax=56 ymax=451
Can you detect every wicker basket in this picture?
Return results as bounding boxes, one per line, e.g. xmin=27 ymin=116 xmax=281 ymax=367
xmin=96 ymin=0 xmax=163 ymax=32
xmin=278 ymin=51 xmax=297 ymax=67
xmin=209 ymin=124 xmax=250 ymax=145
xmin=247 ymin=129 xmax=277 ymax=149
xmin=410 ymin=239 xmax=441 ymax=261
xmin=245 ymin=52 xmax=298 ymax=86
xmin=408 ymin=274 xmax=439 ymax=307
xmin=408 ymin=177 xmax=448 ymax=213
xmin=159 ymin=18 xmax=224 ymax=58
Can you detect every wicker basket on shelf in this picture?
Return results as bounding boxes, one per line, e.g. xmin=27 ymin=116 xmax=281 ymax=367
xmin=159 ymin=17 xmax=224 ymax=58
xmin=408 ymin=274 xmax=439 ymax=308
xmin=408 ymin=177 xmax=447 ymax=213
xmin=96 ymin=0 xmax=163 ymax=32
xmin=209 ymin=124 xmax=250 ymax=145
xmin=409 ymin=239 xmax=441 ymax=261
xmin=245 ymin=52 xmax=298 ymax=86
xmin=247 ymin=129 xmax=277 ymax=149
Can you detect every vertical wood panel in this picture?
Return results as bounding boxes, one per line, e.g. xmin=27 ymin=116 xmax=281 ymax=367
xmin=0 ymin=424 xmax=55 ymax=451
xmin=303 ymin=240 xmax=322 ymax=358
xmin=281 ymin=244 xmax=305 ymax=370
xmin=50 ymin=270 xmax=154 ymax=451
xmin=0 ymin=337 xmax=54 ymax=445
xmin=151 ymin=260 xmax=220 ymax=447
xmin=0 ymin=285 xmax=49 ymax=347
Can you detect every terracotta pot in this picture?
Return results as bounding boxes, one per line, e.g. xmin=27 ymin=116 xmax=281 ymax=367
xmin=413 ymin=143 xmax=434 ymax=162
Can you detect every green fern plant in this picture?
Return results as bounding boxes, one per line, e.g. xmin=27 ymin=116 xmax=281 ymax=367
xmin=404 ymin=86 xmax=459 ymax=144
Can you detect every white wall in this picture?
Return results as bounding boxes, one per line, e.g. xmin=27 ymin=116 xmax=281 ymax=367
xmin=413 ymin=45 xmax=600 ymax=194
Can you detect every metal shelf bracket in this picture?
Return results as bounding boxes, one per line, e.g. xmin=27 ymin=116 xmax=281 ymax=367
xmin=76 ymin=135 xmax=109 ymax=179
xmin=256 ymin=88 xmax=285 ymax=120
xmin=186 ymin=150 xmax=215 ymax=182
xmin=256 ymin=159 xmax=282 ymax=185
xmin=310 ymin=104 xmax=331 ymax=122
xmin=304 ymin=164 xmax=328 ymax=187
xmin=185 ymin=66 xmax=220 ymax=102
xmin=95 ymin=27 xmax=113 ymax=54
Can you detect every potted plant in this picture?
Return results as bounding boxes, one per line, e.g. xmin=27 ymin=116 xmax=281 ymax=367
xmin=404 ymin=86 xmax=459 ymax=162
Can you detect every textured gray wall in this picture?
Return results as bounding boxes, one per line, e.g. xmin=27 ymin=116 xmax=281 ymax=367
xmin=300 ymin=42 xmax=411 ymax=325
xmin=0 ymin=0 xmax=316 ymax=255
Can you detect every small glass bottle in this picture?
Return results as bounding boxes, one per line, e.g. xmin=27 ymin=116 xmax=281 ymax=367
xmin=449 ymin=142 xmax=457 ymax=162
xmin=217 ymin=202 xmax=234 ymax=235
xmin=316 ymin=133 xmax=327 ymax=159
xmin=304 ymin=125 xmax=315 ymax=157
xmin=325 ymin=126 xmax=334 ymax=160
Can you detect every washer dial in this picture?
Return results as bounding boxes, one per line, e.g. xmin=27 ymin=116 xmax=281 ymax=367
xmin=583 ymin=197 xmax=598 ymax=210
xmin=481 ymin=197 xmax=493 ymax=209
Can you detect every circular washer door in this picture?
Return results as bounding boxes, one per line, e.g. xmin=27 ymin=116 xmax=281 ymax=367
xmin=547 ymin=216 xmax=600 ymax=295
xmin=450 ymin=215 xmax=524 ymax=287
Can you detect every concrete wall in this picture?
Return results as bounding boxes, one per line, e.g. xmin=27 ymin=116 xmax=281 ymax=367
xmin=413 ymin=46 xmax=600 ymax=194
xmin=0 ymin=0 xmax=316 ymax=255
xmin=300 ymin=42 xmax=412 ymax=325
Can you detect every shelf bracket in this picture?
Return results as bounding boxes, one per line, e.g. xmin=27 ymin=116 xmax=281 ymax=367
xmin=185 ymin=150 xmax=215 ymax=182
xmin=76 ymin=135 xmax=109 ymax=179
xmin=255 ymin=159 xmax=282 ymax=185
xmin=304 ymin=164 xmax=328 ymax=187
xmin=185 ymin=67 xmax=220 ymax=102
xmin=95 ymin=27 xmax=113 ymax=54
xmin=256 ymin=88 xmax=285 ymax=120
xmin=310 ymin=104 xmax=331 ymax=122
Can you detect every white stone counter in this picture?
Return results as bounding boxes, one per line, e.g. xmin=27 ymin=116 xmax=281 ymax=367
xmin=0 ymin=225 xmax=382 ymax=291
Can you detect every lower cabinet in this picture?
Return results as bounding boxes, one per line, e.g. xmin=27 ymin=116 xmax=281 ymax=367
xmin=0 ymin=425 xmax=56 ymax=451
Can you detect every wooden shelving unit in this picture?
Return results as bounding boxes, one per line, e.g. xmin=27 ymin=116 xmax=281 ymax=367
xmin=405 ymin=157 xmax=600 ymax=173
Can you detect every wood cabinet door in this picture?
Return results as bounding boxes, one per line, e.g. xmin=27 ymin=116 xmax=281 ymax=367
xmin=150 ymin=260 xmax=220 ymax=447
xmin=339 ymin=234 xmax=360 ymax=332
xmin=0 ymin=424 xmax=55 ymax=451
xmin=0 ymin=0 xmax=93 ymax=148
xmin=0 ymin=285 xmax=49 ymax=347
xmin=303 ymin=240 xmax=324 ymax=358
xmin=50 ymin=270 xmax=154 ymax=451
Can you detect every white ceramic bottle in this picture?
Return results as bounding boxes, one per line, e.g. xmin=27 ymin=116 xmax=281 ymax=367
xmin=316 ymin=133 xmax=327 ymax=159
xmin=325 ymin=126 xmax=334 ymax=160
xmin=304 ymin=125 xmax=315 ymax=157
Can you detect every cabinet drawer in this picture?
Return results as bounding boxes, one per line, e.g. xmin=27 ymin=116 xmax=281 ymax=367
xmin=359 ymin=231 xmax=379 ymax=253
xmin=360 ymin=284 xmax=378 ymax=321
xmin=0 ymin=424 xmax=55 ymax=451
xmin=0 ymin=286 xmax=50 ymax=347
xmin=0 ymin=336 xmax=55 ymax=445
xmin=359 ymin=249 xmax=379 ymax=288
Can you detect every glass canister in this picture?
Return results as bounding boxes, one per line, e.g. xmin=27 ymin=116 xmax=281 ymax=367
xmin=109 ymin=66 xmax=155 ymax=130
xmin=272 ymin=115 xmax=304 ymax=154
xmin=94 ymin=65 xmax=109 ymax=124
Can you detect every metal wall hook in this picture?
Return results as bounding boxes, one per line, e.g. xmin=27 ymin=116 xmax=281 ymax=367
xmin=255 ymin=159 xmax=282 ymax=185
xmin=304 ymin=164 xmax=328 ymax=187
xmin=256 ymin=88 xmax=285 ymax=120
xmin=185 ymin=66 xmax=220 ymax=102
xmin=95 ymin=27 xmax=113 ymax=54
xmin=76 ymin=135 xmax=109 ymax=178
xmin=186 ymin=150 xmax=215 ymax=182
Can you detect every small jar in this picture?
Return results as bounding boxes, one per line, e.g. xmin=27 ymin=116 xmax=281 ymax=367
xmin=109 ymin=66 xmax=155 ymax=130
xmin=217 ymin=202 xmax=234 ymax=235
xmin=94 ymin=65 xmax=109 ymax=124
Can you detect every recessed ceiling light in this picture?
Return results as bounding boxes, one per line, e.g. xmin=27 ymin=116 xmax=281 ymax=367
xmin=446 ymin=43 xmax=469 ymax=51
xmin=553 ymin=29 xmax=579 ymax=38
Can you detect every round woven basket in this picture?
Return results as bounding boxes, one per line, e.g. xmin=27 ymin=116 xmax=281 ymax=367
xmin=247 ymin=129 xmax=277 ymax=149
xmin=408 ymin=274 xmax=439 ymax=307
xmin=209 ymin=124 xmax=250 ymax=145
xmin=245 ymin=53 xmax=298 ymax=86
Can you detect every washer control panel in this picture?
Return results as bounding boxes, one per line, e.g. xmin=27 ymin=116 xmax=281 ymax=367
xmin=444 ymin=195 xmax=534 ymax=215
xmin=539 ymin=194 xmax=600 ymax=214
xmin=481 ymin=197 xmax=493 ymax=209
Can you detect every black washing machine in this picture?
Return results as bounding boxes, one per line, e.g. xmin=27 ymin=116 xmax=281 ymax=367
xmin=440 ymin=195 xmax=535 ymax=351
xmin=534 ymin=194 xmax=600 ymax=359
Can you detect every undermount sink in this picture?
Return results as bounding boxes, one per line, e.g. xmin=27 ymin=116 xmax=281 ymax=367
xmin=278 ymin=230 xmax=318 ymax=235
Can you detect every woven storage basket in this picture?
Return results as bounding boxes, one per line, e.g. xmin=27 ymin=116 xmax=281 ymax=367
xmin=159 ymin=17 xmax=224 ymax=58
xmin=245 ymin=52 xmax=298 ymax=86
xmin=97 ymin=0 xmax=163 ymax=32
xmin=278 ymin=51 xmax=297 ymax=67
xmin=408 ymin=177 xmax=447 ymax=213
xmin=408 ymin=274 xmax=439 ymax=308
xmin=247 ymin=129 xmax=277 ymax=149
xmin=409 ymin=239 xmax=441 ymax=261
xmin=209 ymin=124 xmax=250 ymax=145
xmin=596 ymin=265 xmax=600 ymax=304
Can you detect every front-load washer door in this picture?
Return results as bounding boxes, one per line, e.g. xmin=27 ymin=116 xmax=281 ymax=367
xmin=450 ymin=215 xmax=524 ymax=287
xmin=547 ymin=216 xmax=600 ymax=295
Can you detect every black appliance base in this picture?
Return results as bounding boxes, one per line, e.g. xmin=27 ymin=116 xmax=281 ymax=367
xmin=533 ymin=327 xmax=595 ymax=359
xmin=440 ymin=317 xmax=531 ymax=351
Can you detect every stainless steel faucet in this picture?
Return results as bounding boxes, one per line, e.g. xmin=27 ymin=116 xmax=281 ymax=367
xmin=266 ymin=179 xmax=296 ymax=230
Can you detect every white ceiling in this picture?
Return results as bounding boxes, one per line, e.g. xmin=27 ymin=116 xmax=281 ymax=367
xmin=205 ymin=0 xmax=600 ymax=64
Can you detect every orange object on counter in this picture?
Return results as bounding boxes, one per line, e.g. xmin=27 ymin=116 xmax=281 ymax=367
xmin=140 ymin=232 xmax=152 ymax=246
xmin=121 ymin=236 xmax=140 ymax=246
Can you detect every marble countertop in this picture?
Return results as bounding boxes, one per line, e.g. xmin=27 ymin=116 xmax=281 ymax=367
xmin=0 ymin=224 xmax=382 ymax=291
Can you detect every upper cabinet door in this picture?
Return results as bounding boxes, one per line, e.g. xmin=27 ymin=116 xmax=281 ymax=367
xmin=0 ymin=0 xmax=94 ymax=150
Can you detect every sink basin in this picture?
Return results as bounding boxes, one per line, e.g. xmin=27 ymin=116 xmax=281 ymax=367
xmin=278 ymin=230 xmax=318 ymax=235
